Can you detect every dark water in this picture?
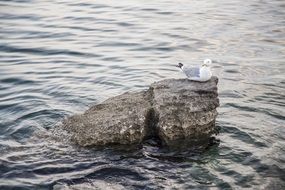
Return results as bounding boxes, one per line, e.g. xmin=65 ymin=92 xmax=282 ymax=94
xmin=1 ymin=0 xmax=285 ymax=189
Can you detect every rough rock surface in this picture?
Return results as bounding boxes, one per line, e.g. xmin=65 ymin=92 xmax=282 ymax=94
xmin=62 ymin=91 xmax=152 ymax=146
xmin=60 ymin=77 xmax=219 ymax=147
xmin=150 ymin=77 xmax=219 ymax=146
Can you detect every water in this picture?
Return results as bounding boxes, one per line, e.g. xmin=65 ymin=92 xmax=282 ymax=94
xmin=0 ymin=0 xmax=284 ymax=189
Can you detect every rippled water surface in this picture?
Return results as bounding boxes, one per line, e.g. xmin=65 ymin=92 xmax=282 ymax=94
xmin=1 ymin=0 xmax=285 ymax=189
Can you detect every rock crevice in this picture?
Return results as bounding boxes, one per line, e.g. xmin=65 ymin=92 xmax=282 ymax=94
xmin=60 ymin=77 xmax=219 ymax=147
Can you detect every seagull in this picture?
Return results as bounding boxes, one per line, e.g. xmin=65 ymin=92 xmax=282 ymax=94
xmin=176 ymin=59 xmax=212 ymax=82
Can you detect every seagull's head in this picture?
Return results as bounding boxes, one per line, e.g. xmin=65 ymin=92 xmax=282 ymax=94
xmin=202 ymin=59 xmax=212 ymax=67
xmin=176 ymin=62 xmax=184 ymax=69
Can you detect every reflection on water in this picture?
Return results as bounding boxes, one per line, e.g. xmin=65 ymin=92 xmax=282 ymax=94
xmin=0 ymin=0 xmax=284 ymax=189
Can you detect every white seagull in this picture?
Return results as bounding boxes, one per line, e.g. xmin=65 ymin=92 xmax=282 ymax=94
xmin=176 ymin=59 xmax=212 ymax=82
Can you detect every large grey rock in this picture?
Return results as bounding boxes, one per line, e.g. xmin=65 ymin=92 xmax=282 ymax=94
xmin=59 ymin=77 xmax=219 ymax=147
xmin=150 ymin=77 xmax=219 ymax=146
xmin=62 ymin=91 xmax=152 ymax=146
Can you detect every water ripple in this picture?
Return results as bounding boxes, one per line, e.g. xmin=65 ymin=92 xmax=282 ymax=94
xmin=0 ymin=44 xmax=98 ymax=57
xmin=0 ymin=0 xmax=284 ymax=189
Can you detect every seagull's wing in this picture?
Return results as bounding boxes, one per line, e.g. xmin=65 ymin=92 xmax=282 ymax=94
xmin=183 ymin=67 xmax=200 ymax=78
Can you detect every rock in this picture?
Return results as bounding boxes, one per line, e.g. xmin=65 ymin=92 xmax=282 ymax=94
xmin=59 ymin=77 xmax=219 ymax=147
xmin=150 ymin=77 xmax=219 ymax=146
xmin=62 ymin=91 xmax=152 ymax=146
